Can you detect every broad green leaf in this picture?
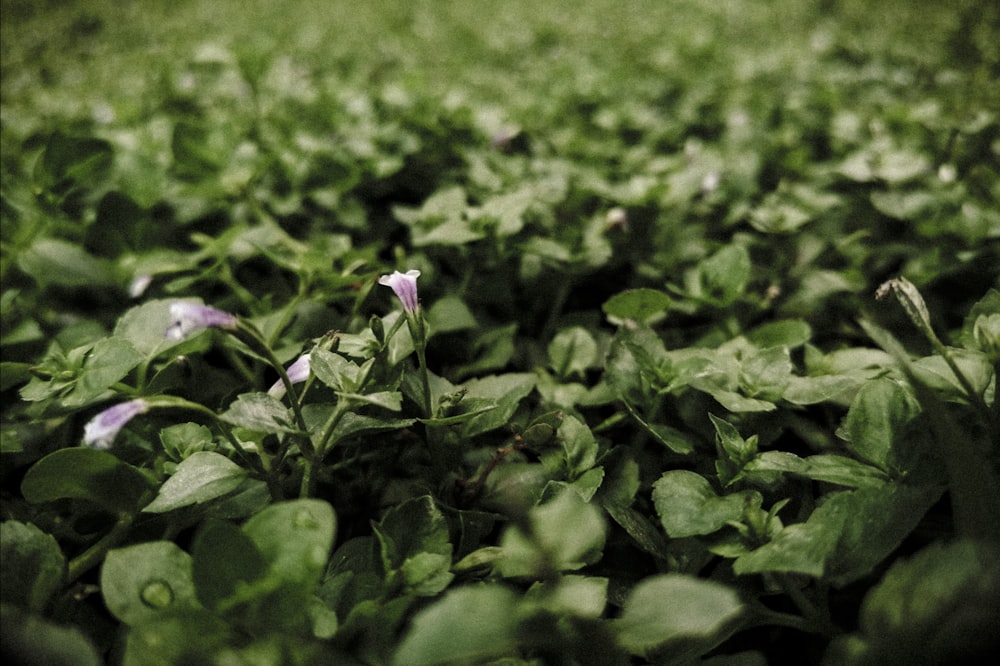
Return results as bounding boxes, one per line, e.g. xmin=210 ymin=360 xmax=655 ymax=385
xmin=64 ymin=337 xmax=144 ymax=406
xmin=325 ymin=412 xmax=416 ymax=442
xmin=698 ymin=244 xmax=750 ymax=306
xmin=653 ymin=470 xmax=759 ymax=538
xmin=158 ymin=422 xmax=215 ymax=461
xmin=556 ymin=414 xmax=599 ymax=478
xmin=602 ymin=288 xmax=672 ymax=324
xmin=745 ymin=320 xmax=812 ymax=349
xmin=615 ymin=574 xmax=744 ymax=655
xmin=1 ymin=605 xmax=101 ymax=666
xmin=961 ymin=289 xmax=1000 ymax=356
xmin=548 ymin=326 xmax=598 ymax=379
xmin=392 ymin=585 xmax=519 ymax=666
xmin=21 ymin=448 xmax=155 ymax=514
xmin=460 ymin=373 xmax=536 ymax=437
xmin=498 ymin=490 xmax=606 ymax=578
xmin=122 ymin=610 xmax=231 ymax=666
xmin=242 ymin=499 xmax=335 ymax=588
xmin=734 ymin=484 xmax=943 ymax=584
xmin=219 ymin=392 xmax=299 ymax=434
xmin=738 ymin=346 xmax=792 ymax=401
xmin=744 ymin=451 xmax=889 ymax=489
xmin=427 ymin=296 xmax=477 ymax=334
xmin=190 ymin=519 xmax=268 ymax=613
xmin=101 ymin=541 xmax=201 ymax=625
xmin=604 ymin=325 xmax=666 ymax=404
xmin=309 ymin=348 xmax=361 ymax=392
xmin=373 ymin=496 xmax=453 ymax=596
xmin=783 ymin=374 xmax=865 ymax=405
xmin=143 ymin=451 xmax=248 ymax=513
xmin=604 ymin=502 xmax=670 ymax=561
xmin=17 ymin=238 xmax=114 ymax=289
xmin=0 ymin=521 xmax=66 ymax=612
xmin=341 ymin=390 xmax=402 ymax=411
xmin=523 ymin=575 xmax=608 ymax=618
xmin=828 ymin=540 xmax=1000 ymax=665
xmin=911 ymin=350 xmax=995 ymax=402
xmin=838 ymin=377 xmax=918 ymax=470
xmin=114 ymin=299 xmax=197 ymax=357
xmin=33 ymin=131 xmax=113 ymax=196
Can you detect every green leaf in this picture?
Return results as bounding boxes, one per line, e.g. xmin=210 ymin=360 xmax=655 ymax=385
xmin=219 ymin=392 xmax=299 ymax=434
xmin=325 ymin=412 xmax=416 ymax=442
xmin=310 ymin=348 xmax=361 ymax=392
xmin=392 ymin=585 xmax=519 ymax=666
xmin=734 ymin=484 xmax=943 ymax=584
xmin=427 ymin=296 xmax=477 ymax=334
xmin=556 ymin=414 xmax=599 ymax=478
xmin=838 ymin=377 xmax=919 ymax=470
xmin=745 ymin=320 xmax=812 ymax=349
xmin=21 ymin=448 xmax=155 ymax=514
xmin=0 ymin=521 xmax=66 ymax=612
xmin=342 ymin=390 xmax=402 ymax=411
xmin=143 ymin=451 xmax=248 ymax=513
xmin=158 ymin=422 xmax=215 ymax=461
xmin=782 ymin=374 xmax=866 ymax=405
xmin=602 ymin=288 xmax=672 ymax=324
xmin=523 ymin=575 xmax=608 ymax=618
xmin=548 ymin=326 xmax=598 ymax=379
xmin=242 ymin=499 xmax=335 ymax=589
xmin=911 ymin=350 xmax=995 ymax=402
xmin=459 ymin=373 xmax=536 ymax=437
xmin=64 ymin=337 xmax=144 ymax=406
xmin=615 ymin=574 xmax=744 ymax=656
xmin=829 ymin=540 xmax=1000 ymax=665
xmin=190 ymin=519 xmax=268 ymax=613
xmin=698 ymin=244 xmax=751 ymax=306
xmin=653 ymin=470 xmax=759 ymax=538
xmin=17 ymin=238 xmax=114 ymax=289
xmin=0 ymin=604 xmax=101 ymax=666
xmin=101 ymin=541 xmax=201 ymax=625
xmin=373 ymin=496 xmax=454 ymax=596
xmin=114 ymin=299 xmax=196 ymax=357
xmin=744 ymin=452 xmax=889 ymax=489
xmin=498 ymin=490 xmax=606 ymax=578
xmin=34 ymin=131 xmax=113 ymax=196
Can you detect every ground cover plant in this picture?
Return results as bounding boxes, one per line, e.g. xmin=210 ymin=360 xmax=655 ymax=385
xmin=2 ymin=0 xmax=999 ymax=663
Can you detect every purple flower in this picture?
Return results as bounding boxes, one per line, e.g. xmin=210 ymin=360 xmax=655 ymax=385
xmin=268 ymin=353 xmax=311 ymax=398
xmin=83 ymin=399 xmax=150 ymax=449
xmin=165 ymin=302 xmax=238 ymax=340
xmin=378 ymin=270 xmax=421 ymax=313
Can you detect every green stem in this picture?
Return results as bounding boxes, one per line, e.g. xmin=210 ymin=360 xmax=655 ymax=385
xmin=233 ymin=322 xmax=309 ymax=435
xmin=67 ymin=513 xmax=135 ymax=583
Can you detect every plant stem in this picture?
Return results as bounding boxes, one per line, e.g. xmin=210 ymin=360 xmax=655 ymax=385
xmin=67 ymin=513 xmax=135 ymax=583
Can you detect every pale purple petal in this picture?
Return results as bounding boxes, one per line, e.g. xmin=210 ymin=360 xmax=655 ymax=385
xmin=165 ymin=302 xmax=238 ymax=340
xmin=378 ymin=269 xmax=421 ymax=313
xmin=268 ymin=353 xmax=311 ymax=398
xmin=83 ymin=399 xmax=150 ymax=449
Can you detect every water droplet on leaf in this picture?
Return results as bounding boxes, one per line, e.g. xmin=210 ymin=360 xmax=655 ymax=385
xmin=140 ymin=579 xmax=174 ymax=608
xmin=294 ymin=508 xmax=319 ymax=530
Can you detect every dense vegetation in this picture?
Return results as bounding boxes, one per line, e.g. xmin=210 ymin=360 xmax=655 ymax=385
xmin=2 ymin=1 xmax=999 ymax=663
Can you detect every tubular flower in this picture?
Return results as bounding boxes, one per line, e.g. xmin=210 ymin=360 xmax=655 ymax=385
xmin=268 ymin=353 xmax=311 ymax=398
xmin=83 ymin=399 xmax=151 ymax=449
xmin=165 ymin=302 xmax=238 ymax=340
xmin=378 ymin=270 xmax=421 ymax=313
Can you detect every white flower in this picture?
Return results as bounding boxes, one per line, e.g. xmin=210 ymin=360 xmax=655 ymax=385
xmin=165 ymin=302 xmax=238 ymax=340
xmin=378 ymin=270 xmax=421 ymax=313
xmin=83 ymin=399 xmax=150 ymax=449
xmin=268 ymin=353 xmax=311 ymax=398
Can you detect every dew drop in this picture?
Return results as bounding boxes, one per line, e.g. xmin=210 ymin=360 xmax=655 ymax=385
xmin=294 ymin=508 xmax=319 ymax=530
xmin=140 ymin=579 xmax=174 ymax=609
